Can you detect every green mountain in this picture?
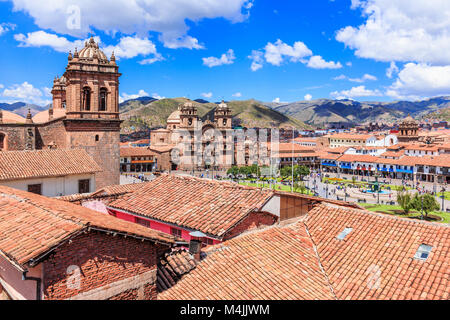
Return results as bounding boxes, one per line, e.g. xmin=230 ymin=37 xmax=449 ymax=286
xmin=119 ymin=98 xmax=310 ymax=132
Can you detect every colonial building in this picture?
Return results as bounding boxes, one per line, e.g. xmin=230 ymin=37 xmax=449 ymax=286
xmin=150 ymin=101 xmax=233 ymax=171
xmin=0 ymin=37 xmax=121 ymax=189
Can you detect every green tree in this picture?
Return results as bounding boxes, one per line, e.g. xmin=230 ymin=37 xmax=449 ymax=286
xmin=411 ymin=193 xmax=440 ymax=218
xmin=227 ymin=166 xmax=239 ymax=177
xmin=397 ymin=190 xmax=412 ymax=214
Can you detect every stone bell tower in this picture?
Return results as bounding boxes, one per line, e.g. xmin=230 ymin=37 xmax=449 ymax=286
xmin=58 ymin=37 xmax=122 ymax=188
xmin=214 ymin=100 xmax=232 ymax=129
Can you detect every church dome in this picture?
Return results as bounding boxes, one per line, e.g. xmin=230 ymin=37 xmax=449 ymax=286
xmin=78 ymin=37 xmax=108 ymax=63
xmin=167 ymin=110 xmax=181 ymax=123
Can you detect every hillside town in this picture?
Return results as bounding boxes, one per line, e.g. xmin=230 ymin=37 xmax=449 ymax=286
xmin=0 ymin=37 xmax=448 ymax=302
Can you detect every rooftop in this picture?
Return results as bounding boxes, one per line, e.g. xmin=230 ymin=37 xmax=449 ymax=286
xmin=0 ymin=186 xmax=175 ymax=270
xmin=0 ymin=149 xmax=102 ymax=181
xmin=108 ymin=174 xmax=275 ymax=239
xmin=160 ymin=202 xmax=450 ymax=300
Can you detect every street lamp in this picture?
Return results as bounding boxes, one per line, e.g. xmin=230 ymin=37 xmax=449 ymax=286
xmin=441 ymin=186 xmax=446 ymax=211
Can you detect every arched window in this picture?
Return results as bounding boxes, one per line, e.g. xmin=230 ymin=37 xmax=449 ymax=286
xmin=0 ymin=133 xmax=4 ymax=150
xmin=62 ymin=100 xmax=66 ymax=109
xmin=82 ymin=87 xmax=91 ymax=111
xmin=99 ymin=88 xmax=107 ymax=111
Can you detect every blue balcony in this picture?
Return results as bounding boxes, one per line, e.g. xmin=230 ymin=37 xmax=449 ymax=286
xmin=396 ymin=168 xmax=413 ymax=174
xmin=340 ymin=164 xmax=352 ymax=169
xmin=321 ymin=161 xmax=337 ymax=167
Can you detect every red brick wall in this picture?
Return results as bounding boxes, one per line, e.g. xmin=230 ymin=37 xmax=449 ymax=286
xmin=223 ymin=212 xmax=278 ymax=240
xmin=43 ymin=231 xmax=168 ymax=300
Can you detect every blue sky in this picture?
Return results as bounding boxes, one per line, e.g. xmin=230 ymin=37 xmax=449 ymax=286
xmin=0 ymin=0 xmax=449 ymax=105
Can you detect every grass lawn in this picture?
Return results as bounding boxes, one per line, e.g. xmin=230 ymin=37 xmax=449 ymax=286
xmin=359 ymin=203 xmax=450 ymax=224
xmin=238 ymin=181 xmax=314 ymax=195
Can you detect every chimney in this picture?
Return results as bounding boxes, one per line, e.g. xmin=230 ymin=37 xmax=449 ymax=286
xmin=188 ymin=231 xmax=206 ymax=261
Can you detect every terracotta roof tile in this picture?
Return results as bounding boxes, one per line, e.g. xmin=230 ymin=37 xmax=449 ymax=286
xmin=159 ymin=218 xmax=336 ymax=300
xmin=0 ymin=149 xmax=101 ymax=181
xmin=159 ymin=203 xmax=450 ymax=300
xmin=120 ymin=147 xmax=157 ymax=157
xmin=108 ymin=175 xmax=274 ymax=238
xmin=0 ymin=186 xmax=175 ymax=269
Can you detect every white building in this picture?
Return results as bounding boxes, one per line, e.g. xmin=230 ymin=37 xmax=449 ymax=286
xmin=0 ymin=149 xmax=101 ymax=197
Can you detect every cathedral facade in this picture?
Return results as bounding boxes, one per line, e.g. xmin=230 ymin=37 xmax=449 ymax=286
xmin=0 ymin=37 xmax=121 ymax=188
xmin=150 ymin=101 xmax=234 ymax=170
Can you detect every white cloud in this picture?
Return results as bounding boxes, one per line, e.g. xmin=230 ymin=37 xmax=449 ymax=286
xmin=152 ymin=93 xmax=165 ymax=100
xmin=272 ymin=97 xmax=281 ymax=103
xmin=264 ymin=39 xmax=312 ymax=66
xmin=386 ymin=61 xmax=399 ymax=79
xmin=333 ymin=73 xmax=377 ymax=82
xmin=248 ymin=50 xmax=264 ymax=71
xmin=7 ymin=0 xmax=253 ymax=49
xmin=346 ymin=62 xmax=352 ymax=67
xmin=202 ymin=49 xmax=235 ymax=67
xmin=307 ymin=55 xmax=342 ymax=69
xmin=386 ymin=63 xmax=450 ymax=100
xmin=304 ymin=94 xmax=312 ymax=101
xmin=0 ymin=84 xmax=4 ymax=89
xmin=336 ymin=0 xmax=450 ymax=65
xmin=232 ymin=92 xmax=242 ymax=97
xmin=1 ymin=82 xmax=51 ymax=105
xmin=330 ymin=85 xmax=382 ymax=100
xmin=0 ymin=23 xmax=15 ymax=36
xmin=249 ymin=39 xmax=341 ymax=71
xmin=201 ymin=92 xmax=213 ymax=98
xmin=14 ymin=31 xmax=90 ymax=53
xmin=102 ymin=36 xmax=161 ymax=60
xmin=119 ymin=89 xmax=150 ymax=103
xmin=15 ymin=31 xmax=162 ymax=62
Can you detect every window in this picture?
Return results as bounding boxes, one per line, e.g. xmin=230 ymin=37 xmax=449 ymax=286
xmin=99 ymin=88 xmax=107 ymax=111
xmin=78 ymin=179 xmax=90 ymax=194
xmin=135 ymin=217 xmax=150 ymax=228
xmin=202 ymin=237 xmax=214 ymax=246
xmin=414 ymin=244 xmax=432 ymax=261
xmin=27 ymin=184 xmax=42 ymax=195
xmin=171 ymin=227 xmax=182 ymax=237
xmin=0 ymin=133 xmax=4 ymax=150
xmin=336 ymin=227 xmax=353 ymax=240
xmin=82 ymin=87 xmax=91 ymax=111
xmin=95 ymin=135 xmax=99 ymax=142
xmin=223 ymin=119 xmax=227 ymax=126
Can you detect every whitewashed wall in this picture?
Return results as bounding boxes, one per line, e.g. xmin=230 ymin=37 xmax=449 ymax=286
xmin=0 ymin=173 xmax=95 ymax=197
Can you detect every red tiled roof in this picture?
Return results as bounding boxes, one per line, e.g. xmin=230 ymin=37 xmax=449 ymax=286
xmin=305 ymin=203 xmax=450 ymax=300
xmin=58 ymin=182 xmax=148 ymax=203
xmin=120 ymin=147 xmax=157 ymax=157
xmin=0 ymin=186 xmax=175 ymax=269
xmin=0 ymin=149 xmax=101 ymax=181
xmin=108 ymin=175 xmax=275 ymax=238
xmin=160 ymin=203 xmax=450 ymax=300
xmin=159 ymin=217 xmax=336 ymax=300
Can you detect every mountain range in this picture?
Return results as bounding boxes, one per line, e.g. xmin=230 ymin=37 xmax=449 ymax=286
xmin=0 ymin=102 xmax=48 ymax=117
xmin=3 ymin=96 xmax=450 ymax=130
xmin=267 ymin=96 xmax=450 ymax=126
xmin=119 ymin=97 xmax=310 ymax=132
